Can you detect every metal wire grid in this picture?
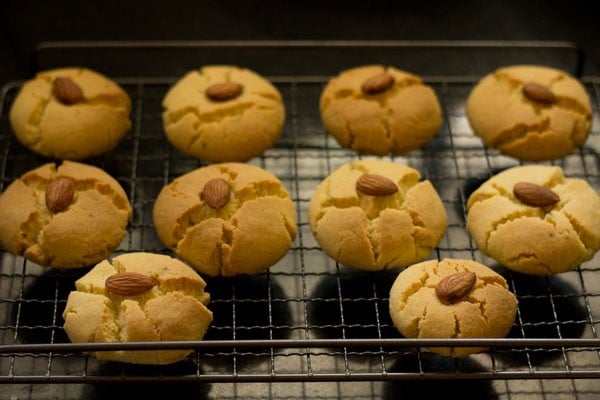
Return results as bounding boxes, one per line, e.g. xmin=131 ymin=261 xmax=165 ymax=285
xmin=0 ymin=73 xmax=600 ymax=386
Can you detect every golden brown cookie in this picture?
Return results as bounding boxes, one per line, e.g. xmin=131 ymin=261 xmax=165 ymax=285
xmin=319 ymin=65 xmax=442 ymax=155
xmin=9 ymin=67 xmax=132 ymax=160
xmin=466 ymin=165 xmax=600 ymax=275
xmin=62 ymin=252 xmax=213 ymax=365
xmin=0 ymin=161 xmax=132 ymax=268
xmin=308 ymin=160 xmax=447 ymax=270
xmin=153 ymin=162 xmax=297 ymax=276
xmin=389 ymin=258 xmax=517 ymax=357
xmin=161 ymin=65 xmax=285 ymax=162
xmin=466 ymin=65 xmax=592 ymax=161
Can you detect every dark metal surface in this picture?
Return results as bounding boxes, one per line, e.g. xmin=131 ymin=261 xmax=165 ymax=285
xmin=33 ymin=40 xmax=587 ymax=78
xmin=0 ymin=42 xmax=600 ymax=398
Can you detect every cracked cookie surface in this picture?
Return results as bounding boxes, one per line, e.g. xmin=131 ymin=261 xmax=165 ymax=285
xmin=0 ymin=161 xmax=132 ymax=268
xmin=466 ymin=65 xmax=592 ymax=161
xmin=62 ymin=252 xmax=213 ymax=365
xmin=308 ymin=160 xmax=447 ymax=271
xmin=319 ymin=65 xmax=442 ymax=155
xmin=467 ymin=165 xmax=600 ymax=275
xmin=153 ymin=162 xmax=297 ymax=276
xmin=161 ymin=65 xmax=285 ymax=162
xmin=9 ymin=67 xmax=132 ymax=160
xmin=388 ymin=258 xmax=517 ymax=357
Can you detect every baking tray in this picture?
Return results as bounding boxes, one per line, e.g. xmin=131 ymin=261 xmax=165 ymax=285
xmin=1 ymin=41 xmax=600 ymax=398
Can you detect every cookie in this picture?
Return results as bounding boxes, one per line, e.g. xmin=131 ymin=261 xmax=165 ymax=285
xmin=62 ymin=252 xmax=213 ymax=365
xmin=308 ymin=160 xmax=447 ymax=270
xmin=319 ymin=65 xmax=442 ymax=155
xmin=466 ymin=65 xmax=593 ymax=161
xmin=161 ymin=65 xmax=285 ymax=162
xmin=389 ymin=258 xmax=517 ymax=357
xmin=153 ymin=162 xmax=297 ymax=276
xmin=0 ymin=161 xmax=132 ymax=268
xmin=466 ymin=165 xmax=600 ymax=275
xmin=9 ymin=67 xmax=132 ymax=160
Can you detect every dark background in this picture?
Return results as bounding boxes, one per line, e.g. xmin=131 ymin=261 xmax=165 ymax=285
xmin=1 ymin=0 xmax=600 ymax=86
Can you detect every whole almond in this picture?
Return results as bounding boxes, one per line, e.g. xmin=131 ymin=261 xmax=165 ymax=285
xmin=356 ymin=173 xmax=398 ymax=196
xmin=105 ymin=272 xmax=158 ymax=296
xmin=202 ymin=178 xmax=232 ymax=209
xmin=205 ymin=82 xmax=244 ymax=101
xmin=45 ymin=178 xmax=76 ymax=213
xmin=52 ymin=77 xmax=84 ymax=105
xmin=522 ymin=82 xmax=556 ymax=104
xmin=361 ymin=72 xmax=395 ymax=95
xmin=435 ymin=271 xmax=476 ymax=303
xmin=513 ymin=182 xmax=560 ymax=207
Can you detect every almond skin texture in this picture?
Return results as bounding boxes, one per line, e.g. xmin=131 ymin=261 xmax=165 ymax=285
xmin=105 ymin=272 xmax=158 ymax=296
xmin=361 ymin=72 xmax=395 ymax=95
xmin=201 ymin=178 xmax=232 ymax=209
xmin=356 ymin=173 xmax=398 ymax=196
xmin=521 ymin=82 xmax=556 ymax=104
xmin=513 ymin=182 xmax=560 ymax=207
xmin=52 ymin=77 xmax=85 ymax=105
xmin=45 ymin=177 xmax=76 ymax=213
xmin=435 ymin=271 xmax=477 ymax=303
xmin=205 ymin=82 xmax=244 ymax=101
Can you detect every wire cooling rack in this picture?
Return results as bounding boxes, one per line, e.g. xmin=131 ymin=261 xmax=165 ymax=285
xmin=1 ymin=43 xmax=600 ymax=391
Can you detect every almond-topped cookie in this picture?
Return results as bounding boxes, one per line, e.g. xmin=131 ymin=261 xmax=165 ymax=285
xmin=162 ymin=65 xmax=285 ymax=162
xmin=0 ymin=161 xmax=132 ymax=268
xmin=153 ymin=162 xmax=297 ymax=276
xmin=466 ymin=165 xmax=600 ymax=274
xmin=62 ymin=252 xmax=213 ymax=365
xmin=320 ymin=65 xmax=442 ymax=155
xmin=308 ymin=160 xmax=447 ymax=270
xmin=389 ymin=258 xmax=517 ymax=357
xmin=466 ymin=65 xmax=593 ymax=161
xmin=9 ymin=67 xmax=132 ymax=160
